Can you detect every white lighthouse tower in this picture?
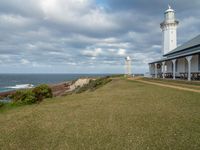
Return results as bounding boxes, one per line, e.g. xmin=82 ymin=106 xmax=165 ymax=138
xmin=160 ymin=5 xmax=179 ymax=55
xmin=125 ymin=56 xmax=132 ymax=76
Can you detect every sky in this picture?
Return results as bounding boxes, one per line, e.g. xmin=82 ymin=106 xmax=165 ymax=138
xmin=0 ymin=0 xmax=200 ymax=74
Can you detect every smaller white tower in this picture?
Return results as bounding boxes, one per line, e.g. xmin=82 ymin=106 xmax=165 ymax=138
xmin=125 ymin=56 xmax=132 ymax=76
xmin=160 ymin=5 xmax=179 ymax=55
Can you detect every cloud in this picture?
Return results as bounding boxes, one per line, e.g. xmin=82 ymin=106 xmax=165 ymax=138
xmin=117 ymin=49 xmax=126 ymax=56
xmin=39 ymin=0 xmax=119 ymax=35
xmin=0 ymin=14 xmax=31 ymax=27
xmin=82 ymin=48 xmax=103 ymax=57
xmin=0 ymin=0 xmax=199 ymax=73
xmin=20 ymin=59 xmax=30 ymax=65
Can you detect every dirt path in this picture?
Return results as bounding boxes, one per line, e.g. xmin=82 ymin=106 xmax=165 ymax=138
xmin=128 ymin=78 xmax=200 ymax=93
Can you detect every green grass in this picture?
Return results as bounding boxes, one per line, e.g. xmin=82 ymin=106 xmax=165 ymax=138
xmin=0 ymin=79 xmax=200 ymax=150
xmin=0 ymin=102 xmax=37 ymax=113
xmin=142 ymin=77 xmax=200 ymax=90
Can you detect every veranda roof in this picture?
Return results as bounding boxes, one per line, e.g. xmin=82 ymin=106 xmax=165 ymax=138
xmin=164 ymin=34 xmax=200 ymax=57
xmin=149 ymin=34 xmax=200 ymax=64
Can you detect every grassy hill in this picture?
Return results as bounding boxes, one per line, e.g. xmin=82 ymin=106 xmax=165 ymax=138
xmin=0 ymin=79 xmax=200 ymax=150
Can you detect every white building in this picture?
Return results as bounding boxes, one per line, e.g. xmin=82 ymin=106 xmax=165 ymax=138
xmin=149 ymin=5 xmax=200 ymax=81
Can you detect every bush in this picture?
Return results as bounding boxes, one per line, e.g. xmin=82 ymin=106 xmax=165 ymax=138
xmin=11 ymin=90 xmax=36 ymax=104
xmin=32 ymin=84 xmax=53 ymax=102
xmin=10 ymin=84 xmax=52 ymax=105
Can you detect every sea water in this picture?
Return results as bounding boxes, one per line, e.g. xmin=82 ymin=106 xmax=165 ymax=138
xmin=0 ymin=74 xmax=108 ymax=93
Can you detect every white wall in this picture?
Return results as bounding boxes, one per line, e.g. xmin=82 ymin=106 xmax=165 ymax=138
xmin=175 ymin=54 xmax=199 ymax=74
xmin=163 ymin=27 xmax=177 ymax=55
xmin=191 ymin=55 xmax=199 ymax=72
xmin=177 ymin=58 xmax=186 ymax=73
xmin=166 ymin=61 xmax=172 ymax=72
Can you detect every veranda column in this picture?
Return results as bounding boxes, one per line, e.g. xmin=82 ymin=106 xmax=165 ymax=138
xmin=155 ymin=63 xmax=157 ymax=78
xmin=162 ymin=62 xmax=166 ymax=79
xmin=186 ymin=56 xmax=193 ymax=81
xmin=172 ymin=59 xmax=177 ymax=80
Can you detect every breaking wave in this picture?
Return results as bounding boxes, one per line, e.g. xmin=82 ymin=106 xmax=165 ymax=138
xmin=6 ymin=84 xmax=34 ymax=89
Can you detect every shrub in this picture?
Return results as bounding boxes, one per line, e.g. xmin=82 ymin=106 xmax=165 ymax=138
xmin=32 ymin=84 xmax=53 ymax=102
xmin=11 ymin=84 xmax=52 ymax=105
xmin=11 ymin=90 xmax=36 ymax=104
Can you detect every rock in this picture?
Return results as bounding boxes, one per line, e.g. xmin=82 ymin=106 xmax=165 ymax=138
xmin=68 ymin=78 xmax=91 ymax=92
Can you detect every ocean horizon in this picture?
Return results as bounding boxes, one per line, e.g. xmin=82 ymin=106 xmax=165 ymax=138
xmin=0 ymin=73 xmax=110 ymax=93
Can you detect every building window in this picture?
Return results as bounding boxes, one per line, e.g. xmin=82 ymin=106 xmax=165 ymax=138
xmin=176 ymin=60 xmax=178 ymax=72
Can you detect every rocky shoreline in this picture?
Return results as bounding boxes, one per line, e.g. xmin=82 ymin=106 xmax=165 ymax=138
xmin=0 ymin=90 xmax=16 ymax=98
xmin=0 ymin=78 xmax=92 ymax=99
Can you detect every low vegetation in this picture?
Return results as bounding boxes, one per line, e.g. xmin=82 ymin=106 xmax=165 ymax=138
xmin=0 ymin=79 xmax=200 ymax=149
xmin=0 ymin=77 xmax=112 ymax=110
xmin=108 ymin=74 xmax=124 ymax=78
xmin=10 ymin=84 xmax=52 ymax=105
xmin=11 ymin=90 xmax=36 ymax=104
xmin=0 ymin=102 xmax=4 ymax=108
xmin=32 ymin=84 xmax=53 ymax=101
xmin=75 ymin=76 xmax=112 ymax=93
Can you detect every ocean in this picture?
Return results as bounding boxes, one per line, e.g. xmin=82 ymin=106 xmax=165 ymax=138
xmin=0 ymin=74 xmax=108 ymax=93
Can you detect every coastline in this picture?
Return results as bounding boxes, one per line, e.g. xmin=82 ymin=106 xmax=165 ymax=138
xmin=0 ymin=82 xmax=70 ymax=98
xmin=0 ymin=90 xmax=16 ymax=98
xmin=0 ymin=74 xmax=110 ymax=98
xmin=0 ymin=77 xmax=95 ymax=99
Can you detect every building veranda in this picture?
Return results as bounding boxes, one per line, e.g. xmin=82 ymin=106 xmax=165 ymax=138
xmin=149 ymin=35 xmax=200 ymax=81
xmin=149 ymin=6 xmax=200 ymax=81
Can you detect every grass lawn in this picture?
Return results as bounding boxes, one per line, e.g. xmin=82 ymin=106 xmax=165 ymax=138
xmin=142 ymin=77 xmax=200 ymax=90
xmin=0 ymin=79 xmax=200 ymax=150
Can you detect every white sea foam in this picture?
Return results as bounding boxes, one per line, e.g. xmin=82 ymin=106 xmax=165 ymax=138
xmin=6 ymin=84 xmax=34 ymax=89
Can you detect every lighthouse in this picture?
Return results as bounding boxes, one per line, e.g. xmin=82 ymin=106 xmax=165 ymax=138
xmin=160 ymin=5 xmax=179 ymax=55
xmin=125 ymin=56 xmax=132 ymax=76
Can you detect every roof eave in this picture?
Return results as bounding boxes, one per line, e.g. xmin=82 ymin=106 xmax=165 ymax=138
xmin=150 ymin=49 xmax=200 ymax=64
xmin=164 ymin=44 xmax=200 ymax=57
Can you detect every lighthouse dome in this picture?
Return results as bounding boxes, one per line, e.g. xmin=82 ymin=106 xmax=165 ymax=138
xmin=126 ymin=56 xmax=131 ymax=61
xmin=165 ymin=5 xmax=174 ymax=13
